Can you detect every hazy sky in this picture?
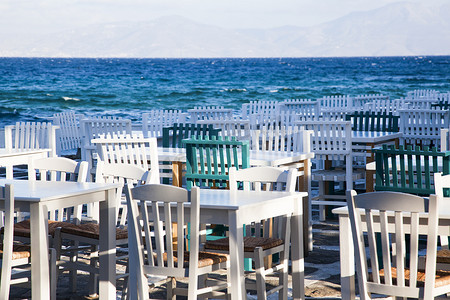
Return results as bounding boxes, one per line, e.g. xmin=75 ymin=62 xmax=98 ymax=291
xmin=0 ymin=0 xmax=446 ymax=38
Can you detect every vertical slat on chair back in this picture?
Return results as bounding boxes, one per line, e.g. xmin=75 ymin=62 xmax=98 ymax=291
xmin=374 ymin=144 xmax=450 ymax=195
xmin=127 ymin=184 xmax=194 ymax=278
xmin=183 ymin=136 xmax=250 ymax=189
xmin=347 ymin=190 xmax=435 ymax=297
xmin=0 ymin=184 xmax=14 ymax=296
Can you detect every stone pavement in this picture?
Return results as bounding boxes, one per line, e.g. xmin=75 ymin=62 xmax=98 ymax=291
xmin=9 ymin=219 xmax=346 ymax=299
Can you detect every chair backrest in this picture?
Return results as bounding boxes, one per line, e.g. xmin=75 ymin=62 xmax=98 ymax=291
xmin=399 ymin=109 xmax=450 ymax=148
xmin=279 ymin=99 xmax=319 ymax=120
xmin=241 ymin=100 xmax=280 ymax=121
xmin=96 ymin=160 xmax=152 ymax=225
xmin=363 ymin=98 xmax=405 ymax=114
xmin=187 ymin=106 xmax=233 ymax=123
xmin=196 ymin=118 xmax=251 ymax=140
xmin=406 ymin=89 xmax=440 ymax=100
xmin=28 ymin=157 xmax=89 ymax=222
xmin=319 ymin=95 xmax=354 ymax=113
xmin=126 ymin=184 xmax=201 ymax=280
xmin=182 ymin=136 xmax=250 ymax=189
xmin=80 ymin=116 xmax=132 ymax=163
xmin=296 ymin=120 xmax=352 ymax=161
xmin=250 ymin=125 xmax=309 ymax=153
xmin=93 ymin=134 xmax=160 ymax=184
xmin=162 ymin=123 xmax=221 ymax=149
xmin=4 ymin=122 xmax=58 ymax=157
xmin=373 ymin=144 xmax=450 ymax=195
xmin=52 ymin=111 xmax=83 ymax=153
xmin=229 ymin=167 xmax=297 ymax=239
xmin=0 ymin=184 xmax=15 ymax=295
xmin=229 ymin=166 xmax=297 ymax=192
xmin=347 ymin=190 xmax=440 ymax=299
xmin=141 ymin=110 xmax=187 ymax=138
xmin=433 ymin=172 xmax=450 ymax=249
xmin=345 ymin=111 xmax=400 ymax=132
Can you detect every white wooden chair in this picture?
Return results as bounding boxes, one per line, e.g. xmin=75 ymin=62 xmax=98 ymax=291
xmin=407 ymin=89 xmax=440 ymax=100
xmin=297 ymin=120 xmax=363 ymax=221
xmin=92 ymin=133 xmax=160 ymax=185
xmin=363 ymin=98 xmax=405 ymax=114
xmin=279 ymin=99 xmax=319 ymax=120
xmin=57 ymin=161 xmax=152 ymax=297
xmin=52 ymin=111 xmax=84 ymax=155
xmin=80 ymin=116 xmax=132 ymax=173
xmin=347 ymin=190 xmax=450 ymax=299
xmin=4 ymin=121 xmax=58 ymax=157
xmin=204 ymin=167 xmax=297 ymax=299
xmin=241 ymin=100 xmax=280 ymax=120
xmin=126 ymin=184 xmax=230 ymax=299
xmin=319 ymin=95 xmax=355 ymax=115
xmin=0 ymin=184 xmax=57 ymax=300
xmin=399 ymin=109 xmax=450 ymax=147
xmin=352 ymin=94 xmax=388 ymax=110
xmin=197 ymin=117 xmax=251 ymax=141
xmin=431 ymin=173 xmax=450 ymax=271
xmin=142 ymin=110 xmax=187 ymax=138
xmin=187 ymin=106 xmax=233 ymax=123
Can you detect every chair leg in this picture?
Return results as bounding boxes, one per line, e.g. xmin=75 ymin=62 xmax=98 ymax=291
xmin=318 ymin=181 xmax=326 ymax=221
xmin=49 ymin=248 xmax=57 ymax=300
xmin=167 ymin=277 xmax=176 ymax=300
xmin=88 ymin=246 xmax=99 ymax=296
xmin=254 ymin=247 xmax=268 ymax=300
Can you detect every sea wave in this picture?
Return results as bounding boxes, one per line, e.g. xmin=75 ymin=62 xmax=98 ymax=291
xmin=62 ymin=96 xmax=81 ymax=101
xmin=221 ymin=88 xmax=247 ymax=93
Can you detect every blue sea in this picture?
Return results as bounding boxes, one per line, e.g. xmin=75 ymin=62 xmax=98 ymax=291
xmin=0 ymin=56 xmax=449 ymax=127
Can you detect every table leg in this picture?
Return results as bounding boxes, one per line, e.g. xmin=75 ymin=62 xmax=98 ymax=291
xmin=30 ymin=203 xmax=51 ymax=299
xmin=339 ymin=214 xmax=356 ymax=300
xmin=366 ymin=143 xmax=375 ymax=192
xmin=291 ymin=195 xmax=305 ymax=300
xmin=297 ymin=159 xmax=312 ymax=253
xmin=228 ymin=211 xmax=246 ymax=299
xmin=172 ymin=162 xmax=183 ymax=187
xmin=99 ymin=188 xmax=117 ymax=299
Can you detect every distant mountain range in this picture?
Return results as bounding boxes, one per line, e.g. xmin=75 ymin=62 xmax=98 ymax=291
xmin=2 ymin=2 xmax=450 ymax=58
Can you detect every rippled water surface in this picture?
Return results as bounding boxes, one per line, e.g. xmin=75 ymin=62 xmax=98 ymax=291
xmin=0 ymin=56 xmax=449 ymax=127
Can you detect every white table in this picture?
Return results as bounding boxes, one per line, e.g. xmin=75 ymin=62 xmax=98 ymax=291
xmin=0 ymin=179 xmax=120 ymax=300
xmin=0 ymin=149 xmax=50 ymax=179
xmin=332 ymin=206 xmax=450 ymax=300
xmin=130 ymin=189 xmax=307 ymax=300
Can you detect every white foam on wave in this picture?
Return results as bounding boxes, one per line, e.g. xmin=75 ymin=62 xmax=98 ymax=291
xmin=62 ymin=96 xmax=81 ymax=101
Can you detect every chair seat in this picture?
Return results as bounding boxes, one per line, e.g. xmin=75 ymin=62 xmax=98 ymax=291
xmin=60 ymin=223 xmax=128 ymax=240
xmin=0 ymin=243 xmax=31 ymax=260
xmin=437 ymin=249 xmax=450 ymax=264
xmin=312 ymin=169 xmax=364 ymax=181
xmin=204 ymin=236 xmax=284 ymax=252
xmin=158 ymin=251 xmax=228 ymax=268
xmin=377 ymin=267 xmax=450 ymax=288
xmin=11 ymin=220 xmax=77 ymax=238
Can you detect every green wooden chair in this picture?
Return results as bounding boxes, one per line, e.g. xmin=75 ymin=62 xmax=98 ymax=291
xmin=345 ymin=111 xmax=400 ymax=132
xmin=161 ymin=123 xmax=221 ymax=184
xmin=182 ymin=136 xmax=250 ymax=189
xmin=373 ymin=144 xmax=450 ymax=196
xmin=162 ymin=123 xmax=221 ymax=148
